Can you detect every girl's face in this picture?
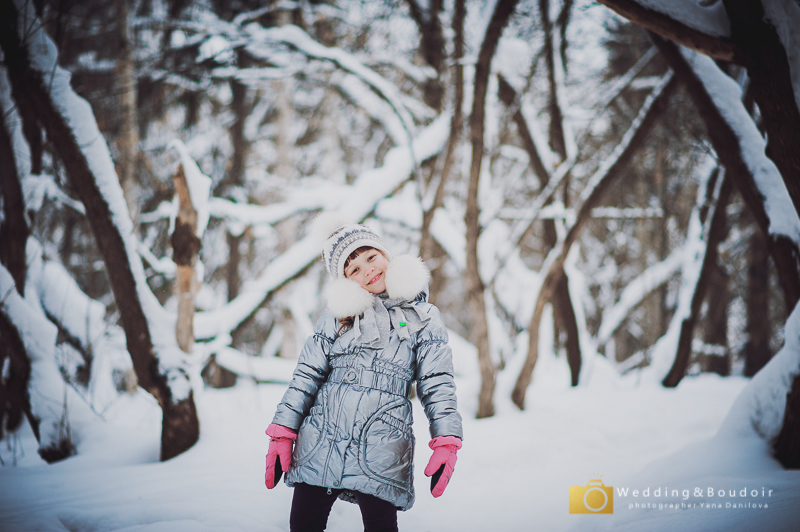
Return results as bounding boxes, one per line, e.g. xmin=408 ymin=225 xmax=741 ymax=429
xmin=344 ymin=248 xmax=390 ymax=294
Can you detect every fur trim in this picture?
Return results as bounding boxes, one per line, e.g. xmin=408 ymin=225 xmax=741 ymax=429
xmin=310 ymin=211 xmax=352 ymax=247
xmin=385 ymin=254 xmax=430 ymax=301
xmin=324 ymin=277 xmax=374 ymax=319
xmin=323 ymin=254 xmax=430 ymax=318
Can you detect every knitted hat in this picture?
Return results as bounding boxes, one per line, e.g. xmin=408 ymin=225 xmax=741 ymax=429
xmin=313 ymin=213 xmax=392 ymax=279
xmin=311 ymin=212 xmax=430 ymax=318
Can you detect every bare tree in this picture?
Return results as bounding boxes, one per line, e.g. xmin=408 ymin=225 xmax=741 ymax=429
xmin=512 ymin=73 xmax=677 ymax=409
xmin=538 ymin=0 xmax=582 ymax=385
xmin=467 ymin=0 xmax=520 ymax=418
xmin=419 ymin=0 xmax=465 ymax=304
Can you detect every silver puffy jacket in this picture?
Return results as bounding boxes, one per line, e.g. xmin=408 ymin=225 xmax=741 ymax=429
xmin=271 ymin=293 xmax=463 ymax=511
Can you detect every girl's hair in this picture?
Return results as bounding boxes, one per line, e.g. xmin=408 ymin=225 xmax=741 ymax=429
xmin=336 ymin=246 xmax=386 ymax=335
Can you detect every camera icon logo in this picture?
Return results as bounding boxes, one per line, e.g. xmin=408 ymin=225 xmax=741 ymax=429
xmin=569 ymin=476 xmax=614 ymax=514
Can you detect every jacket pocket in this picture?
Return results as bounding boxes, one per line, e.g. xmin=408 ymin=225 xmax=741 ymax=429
xmin=293 ymin=404 xmax=326 ymax=467
xmin=359 ymin=399 xmax=414 ymax=489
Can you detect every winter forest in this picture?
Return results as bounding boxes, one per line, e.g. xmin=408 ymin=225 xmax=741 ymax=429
xmin=1 ymin=0 xmax=800 ymax=530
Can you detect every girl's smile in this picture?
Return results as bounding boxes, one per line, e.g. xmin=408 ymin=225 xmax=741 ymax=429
xmin=345 ymin=250 xmax=389 ymax=294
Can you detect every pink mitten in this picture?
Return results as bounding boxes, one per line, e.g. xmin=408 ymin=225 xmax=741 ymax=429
xmin=265 ymin=424 xmax=297 ymax=489
xmin=424 ymin=436 xmax=462 ymax=497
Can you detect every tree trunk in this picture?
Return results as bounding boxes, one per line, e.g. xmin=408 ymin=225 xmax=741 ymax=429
xmin=0 ymin=0 xmax=198 ymax=461
xmin=540 ymin=0 xmax=582 ymax=385
xmin=0 ymin=104 xmax=32 ymax=443
xmin=744 ymin=226 xmax=772 ymax=376
xmin=663 ymin=175 xmax=733 ymax=387
xmin=172 ymin=163 xmax=202 ymax=353
xmin=496 ymin=73 xmax=550 ymax=188
xmin=0 ymin=98 xmax=28 ymax=293
xmin=419 ymin=0 xmax=464 ymax=305
xmin=540 ymin=0 xmax=566 ymax=160
xmin=0 ymin=312 xmax=33 ymax=441
xmin=466 ymin=0 xmax=519 ymax=419
xmin=406 ymin=0 xmax=445 ymax=112
xmin=774 ymin=369 xmax=800 ymax=468
xmin=221 ymin=66 xmax=250 ymax=368
xmin=703 ymin=231 xmax=731 ymax=377
xmin=115 ymin=0 xmax=140 ymax=222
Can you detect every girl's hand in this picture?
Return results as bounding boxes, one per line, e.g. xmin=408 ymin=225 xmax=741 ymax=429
xmin=424 ymin=436 xmax=462 ymax=497
xmin=265 ymin=424 xmax=297 ymax=489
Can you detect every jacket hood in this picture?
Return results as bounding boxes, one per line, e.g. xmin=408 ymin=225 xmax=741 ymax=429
xmin=323 ymin=254 xmax=430 ymax=319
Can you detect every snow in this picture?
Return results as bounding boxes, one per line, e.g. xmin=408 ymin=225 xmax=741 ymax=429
xmin=3 ymin=352 xmax=798 ymax=531
xmin=719 ymin=301 xmax=800 ymax=441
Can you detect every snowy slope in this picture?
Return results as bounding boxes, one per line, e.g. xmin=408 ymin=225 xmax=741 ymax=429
xmin=2 ymin=350 xmax=797 ymax=532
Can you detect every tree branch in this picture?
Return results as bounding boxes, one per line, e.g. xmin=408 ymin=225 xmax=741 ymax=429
xmin=596 ymin=0 xmax=740 ymax=63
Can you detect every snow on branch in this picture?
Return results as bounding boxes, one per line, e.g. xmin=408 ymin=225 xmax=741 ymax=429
xmin=595 ymin=246 xmax=683 ymax=348
xmin=245 ymin=24 xmax=417 ymax=147
xmin=679 ymin=47 xmax=800 ymax=244
xmin=137 ymin=12 xmax=424 ymax=159
xmin=193 ymin=113 xmax=451 ymax=340
xmin=213 ymin=347 xmax=297 ymax=383
xmin=596 ymin=0 xmax=738 ymax=62
xmin=594 ymin=47 xmax=657 ymax=111
xmin=336 ymin=74 xmax=409 ymax=146
xmin=140 ymin=177 xmax=350 ymax=230
xmin=0 ymin=262 xmax=73 ymax=460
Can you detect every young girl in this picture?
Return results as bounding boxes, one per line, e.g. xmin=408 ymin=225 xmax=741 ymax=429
xmin=265 ymin=218 xmax=463 ymax=532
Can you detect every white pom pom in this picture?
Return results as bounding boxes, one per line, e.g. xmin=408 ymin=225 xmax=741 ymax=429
xmin=310 ymin=211 xmax=353 ymax=247
xmin=324 ymin=278 xmax=374 ymax=318
xmin=385 ymin=254 xmax=430 ymax=301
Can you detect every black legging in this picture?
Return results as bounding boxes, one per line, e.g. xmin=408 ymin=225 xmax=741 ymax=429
xmin=289 ymin=483 xmax=399 ymax=532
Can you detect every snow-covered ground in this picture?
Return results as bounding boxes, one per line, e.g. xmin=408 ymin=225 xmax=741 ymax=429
xmin=2 ymin=346 xmax=798 ymax=532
